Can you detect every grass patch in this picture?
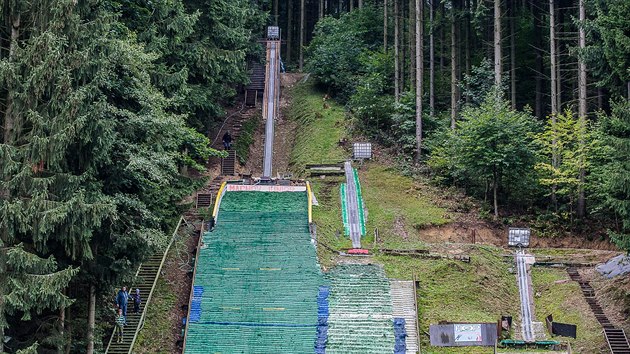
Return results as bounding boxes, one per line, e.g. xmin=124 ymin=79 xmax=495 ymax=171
xmin=531 ymin=268 xmax=607 ymax=353
xmin=286 ymin=82 xmax=350 ymax=264
xmin=288 ymin=82 xmax=348 ymax=176
xmin=377 ymin=245 xmax=520 ymax=354
xmin=234 ymin=114 xmax=261 ymax=164
xmin=286 ymin=82 xmax=452 ymax=256
xmin=134 ymin=235 xmax=187 ymax=353
xmin=311 ymin=176 xmax=352 ymax=267
xmin=361 ymin=163 xmax=450 ymax=249
xmin=134 ymin=277 xmax=177 ymax=353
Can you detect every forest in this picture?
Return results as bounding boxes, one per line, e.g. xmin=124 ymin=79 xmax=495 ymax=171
xmin=1 ymin=0 xmax=629 ymax=352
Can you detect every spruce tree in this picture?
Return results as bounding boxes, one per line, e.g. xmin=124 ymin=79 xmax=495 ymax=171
xmin=0 ymin=0 xmax=114 ymax=349
xmin=597 ymin=101 xmax=630 ymax=253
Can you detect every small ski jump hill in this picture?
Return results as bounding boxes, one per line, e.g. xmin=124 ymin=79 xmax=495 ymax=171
xmin=182 ymin=184 xmax=327 ymax=353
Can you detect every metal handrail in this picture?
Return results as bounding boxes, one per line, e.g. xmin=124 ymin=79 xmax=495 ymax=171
xmin=104 ymin=216 xmax=184 ymax=354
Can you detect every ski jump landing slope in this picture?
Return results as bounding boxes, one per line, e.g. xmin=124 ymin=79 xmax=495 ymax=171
xmin=183 ymin=185 xmax=325 ymax=353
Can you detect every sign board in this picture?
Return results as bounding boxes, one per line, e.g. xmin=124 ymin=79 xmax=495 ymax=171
xmin=430 ymin=323 xmax=497 ymax=347
xmin=508 ymin=227 xmax=531 ymax=247
xmin=546 ymin=315 xmax=577 ymax=339
xmin=353 ymin=142 xmax=372 ymax=159
xmin=267 ymin=26 xmax=280 ymax=39
xmin=454 ymin=324 xmax=482 ymax=342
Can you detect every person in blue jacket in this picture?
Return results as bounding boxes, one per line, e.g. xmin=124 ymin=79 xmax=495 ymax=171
xmin=116 ymin=286 xmax=129 ymax=325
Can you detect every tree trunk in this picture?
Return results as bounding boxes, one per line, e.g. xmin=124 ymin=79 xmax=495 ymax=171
xmin=510 ymin=0 xmax=516 ymax=108
xmin=550 ymin=0 xmax=557 ymax=116
xmin=299 ymin=0 xmax=305 ymax=71
xmin=415 ymin=0 xmax=423 ymax=161
xmin=59 ymin=301 xmax=66 ymax=354
xmin=464 ymin=0 xmax=471 ymax=104
xmin=86 ymin=285 xmax=96 ymax=354
xmin=395 ymin=0 xmax=400 ymax=102
xmin=384 ymin=0 xmax=388 ymax=50
xmin=274 ymin=0 xmax=279 ymax=25
xmin=439 ymin=3 xmax=445 ymax=71
xmin=359 ymin=0 xmax=363 ymax=9
xmin=65 ymin=306 xmax=72 ymax=354
xmin=401 ymin=2 xmax=406 ymax=91
xmin=533 ymin=0 xmax=543 ymax=119
xmin=494 ymin=0 xmax=502 ymax=87
xmin=550 ymin=0 xmax=558 ymax=209
xmin=577 ymin=0 xmax=586 ymax=218
xmin=409 ymin=0 xmax=415 ymax=90
xmin=287 ymin=0 xmax=293 ymax=65
xmin=493 ymin=169 xmax=499 ymax=218
xmin=450 ymin=0 xmax=458 ymax=130
xmin=0 ymin=13 xmax=20 ymax=351
xmin=320 ymin=0 xmax=324 ymax=18
xmin=429 ymin=0 xmax=435 ymax=118
xmin=3 ymin=14 xmax=20 ymax=145
xmin=350 ymin=0 xmax=354 ymax=11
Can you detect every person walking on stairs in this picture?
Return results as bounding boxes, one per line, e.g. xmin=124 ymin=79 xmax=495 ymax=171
xmin=115 ymin=308 xmax=125 ymax=343
xmin=132 ymin=288 xmax=141 ymax=314
xmin=222 ymin=131 xmax=232 ymax=150
xmin=116 ymin=286 xmax=129 ymax=325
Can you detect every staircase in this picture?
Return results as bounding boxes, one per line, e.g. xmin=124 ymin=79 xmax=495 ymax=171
xmin=195 ymin=193 xmax=213 ymax=208
xmin=245 ymin=62 xmax=266 ymax=107
xmin=105 ymin=218 xmax=185 ymax=354
xmin=567 ymin=268 xmax=630 ymax=354
xmin=221 ymin=150 xmax=236 ymax=176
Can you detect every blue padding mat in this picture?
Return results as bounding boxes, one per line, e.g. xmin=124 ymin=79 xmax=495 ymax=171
xmin=393 ymin=317 xmax=407 ymax=354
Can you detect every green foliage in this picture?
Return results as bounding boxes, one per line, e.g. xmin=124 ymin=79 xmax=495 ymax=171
xmin=595 ymin=101 xmax=630 ymax=252
xmin=535 ymin=110 xmax=593 ymax=216
xmin=592 ymin=0 xmax=630 ymax=93
xmin=182 ymin=0 xmax=267 ymax=131
xmin=428 ymin=89 xmax=539 ymax=215
xmin=1 ymin=0 xmax=264 ymax=350
xmin=459 ymin=58 xmax=501 ymax=107
xmin=348 ymin=50 xmax=395 ymax=138
xmin=307 ymin=6 xmax=383 ymax=101
xmin=233 ymin=115 xmax=261 ymax=165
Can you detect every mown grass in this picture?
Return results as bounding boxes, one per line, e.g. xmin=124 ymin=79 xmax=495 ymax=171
xmin=288 ymin=82 xmax=348 ymax=176
xmin=531 ymin=268 xmax=607 ymax=353
xmin=234 ymin=114 xmax=261 ymax=165
xmin=378 ymin=245 xmax=520 ymax=354
xmin=287 ymin=82 xmax=450 ymax=256
xmin=361 ymin=163 xmax=450 ymax=249
xmin=134 ymin=235 xmax=186 ymax=353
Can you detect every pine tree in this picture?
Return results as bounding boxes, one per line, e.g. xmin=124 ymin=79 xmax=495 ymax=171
xmin=597 ymin=101 xmax=630 ymax=253
xmin=0 ymin=1 xmax=115 ymax=349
